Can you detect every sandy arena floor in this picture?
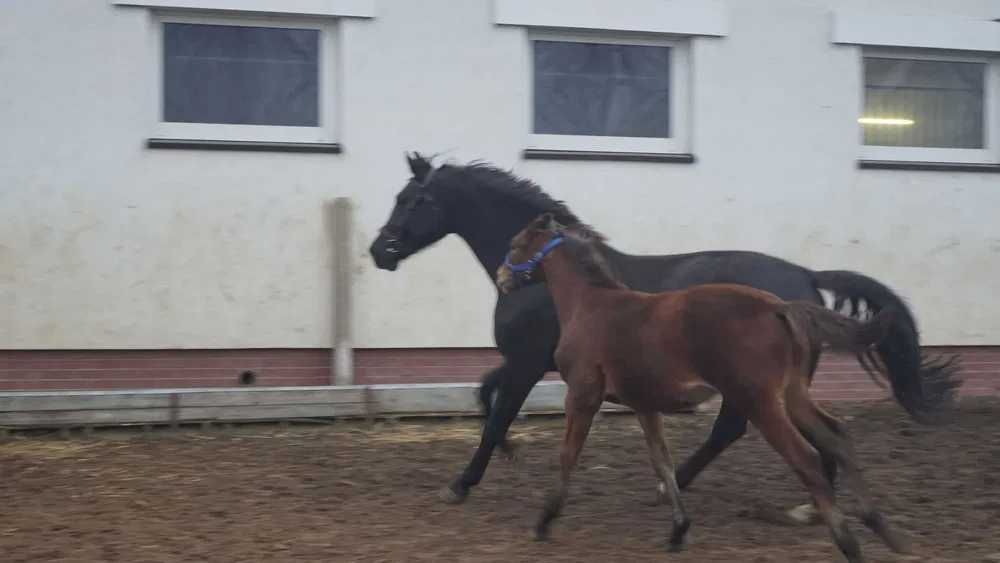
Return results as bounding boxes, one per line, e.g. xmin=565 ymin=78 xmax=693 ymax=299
xmin=2 ymin=398 xmax=999 ymax=562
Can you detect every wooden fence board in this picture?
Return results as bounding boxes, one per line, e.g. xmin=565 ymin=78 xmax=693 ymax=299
xmin=0 ymin=382 xmax=633 ymax=428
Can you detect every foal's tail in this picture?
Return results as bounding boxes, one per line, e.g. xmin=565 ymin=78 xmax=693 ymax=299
xmin=777 ymin=301 xmax=895 ymax=387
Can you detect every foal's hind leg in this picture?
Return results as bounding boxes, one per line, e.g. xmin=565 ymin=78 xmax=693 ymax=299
xmin=535 ymin=379 xmax=603 ymax=541
xmin=791 ymin=399 xmax=912 ymax=555
xmin=780 ymin=430 xmax=838 ymax=526
xmin=781 ymin=349 xmax=837 ymax=526
xmin=636 ymin=412 xmax=690 ymax=552
xmin=751 ymin=403 xmax=865 ymax=563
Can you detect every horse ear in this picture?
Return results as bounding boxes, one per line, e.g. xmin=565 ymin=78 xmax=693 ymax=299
xmin=406 ymin=151 xmax=432 ymax=183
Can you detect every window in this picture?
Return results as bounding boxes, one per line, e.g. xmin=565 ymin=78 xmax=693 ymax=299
xmin=863 ymin=58 xmax=984 ymax=149
xmin=534 ymin=41 xmax=670 ymax=138
xmin=858 ymin=51 xmax=999 ymax=165
xmin=152 ymin=14 xmax=337 ymax=147
xmin=163 ymin=23 xmax=320 ymax=127
xmin=527 ymin=34 xmax=690 ymax=156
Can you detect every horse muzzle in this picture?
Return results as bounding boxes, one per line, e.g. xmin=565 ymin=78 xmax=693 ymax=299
xmin=496 ymin=266 xmax=515 ymax=294
xmin=370 ymin=236 xmax=403 ymax=271
xmin=496 ymin=266 xmax=533 ymax=294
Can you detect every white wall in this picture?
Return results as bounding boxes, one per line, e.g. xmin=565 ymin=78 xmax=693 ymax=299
xmin=1 ymin=0 xmax=998 ymax=350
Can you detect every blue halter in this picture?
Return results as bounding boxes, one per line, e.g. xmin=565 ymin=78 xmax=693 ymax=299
xmin=503 ymin=235 xmax=565 ymax=276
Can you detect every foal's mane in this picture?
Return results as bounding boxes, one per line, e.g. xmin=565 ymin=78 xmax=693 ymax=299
xmin=445 ymin=162 xmax=582 ymax=226
xmin=562 ymin=225 xmax=625 ymax=290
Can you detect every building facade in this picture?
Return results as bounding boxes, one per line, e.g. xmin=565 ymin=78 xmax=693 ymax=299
xmin=1 ymin=0 xmax=998 ymax=395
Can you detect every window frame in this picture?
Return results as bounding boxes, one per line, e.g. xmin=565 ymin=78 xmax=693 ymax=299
xmin=151 ymin=12 xmax=338 ymax=145
xmin=858 ymin=48 xmax=999 ymax=165
xmin=525 ymin=31 xmax=690 ymax=156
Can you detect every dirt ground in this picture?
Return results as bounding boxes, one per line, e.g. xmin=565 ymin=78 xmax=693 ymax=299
xmin=2 ymin=398 xmax=999 ymax=563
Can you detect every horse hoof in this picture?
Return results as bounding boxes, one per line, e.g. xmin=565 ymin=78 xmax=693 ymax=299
xmin=438 ymin=484 xmax=468 ymax=505
xmin=785 ymin=503 xmax=822 ymax=526
xmin=642 ymin=482 xmax=671 ymax=507
xmin=752 ymin=503 xmax=819 ymax=527
xmin=533 ymin=528 xmax=550 ymax=542
xmin=667 ymin=540 xmax=686 ymax=553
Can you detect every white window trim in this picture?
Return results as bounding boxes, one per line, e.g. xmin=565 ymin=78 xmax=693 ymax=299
xmin=858 ymin=49 xmax=1000 ymax=165
xmin=151 ymin=12 xmax=339 ymax=144
xmin=494 ymin=0 xmax=727 ymax=37
xmin=112 ymin=0 xmax=375 ymax=19
xmin=832 ymin=12 xmax=1000 ymax=53
xmin=526 ymin=32 xmax=691 ymax=156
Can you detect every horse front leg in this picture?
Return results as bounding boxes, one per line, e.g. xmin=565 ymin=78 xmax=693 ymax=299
xmin=440 ymin=361 xmax=546 ymax=504
xmin=535 ymin=378 xmax=601 ymax=541
xmin=476 ymin=365 xmax=517 ymax=459
xmin=636 ymin=411 xmax=691 ymax=551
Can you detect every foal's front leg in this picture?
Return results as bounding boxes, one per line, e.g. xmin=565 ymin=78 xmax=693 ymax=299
xmin=636 ymin=411 xmax=691 ymax=551
xmin=535 ymin=381 xmax=602 ymax=541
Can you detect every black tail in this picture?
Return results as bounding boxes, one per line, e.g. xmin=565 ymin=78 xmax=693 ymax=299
xmin=812 ymin=270 xmax=961 ymax=424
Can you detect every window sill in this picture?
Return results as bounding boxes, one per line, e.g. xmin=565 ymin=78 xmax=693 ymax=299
xmin=523 ymin=149 xmax=694 ymax=163
xmin=147 ymin=138 xmax=342 ymax=153
xmin=858 ymin=160 xmax=1000 ymax=173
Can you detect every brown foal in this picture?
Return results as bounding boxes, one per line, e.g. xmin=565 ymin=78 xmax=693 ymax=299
xmin=496 ymin=214 xmax=911 ymax=562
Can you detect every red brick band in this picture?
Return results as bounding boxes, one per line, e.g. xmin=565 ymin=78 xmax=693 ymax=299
xmin=1 ymin=347 xmax=997 ymax=399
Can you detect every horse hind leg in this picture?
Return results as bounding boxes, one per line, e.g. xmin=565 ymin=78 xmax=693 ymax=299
xmin=675 ymin=399 xmax=748 ymax=491
xmin=779 ymin=347 xmax=837 ymax=526
xmin=791 ymin=397 xmax=912 ymax=555
xmin=781 ymin=430 xmax=838 ymax=526
xmin=750 ymin=401 xmax=865 ymax=563
xmin=636 ymin=411 xmax=691 ymax=552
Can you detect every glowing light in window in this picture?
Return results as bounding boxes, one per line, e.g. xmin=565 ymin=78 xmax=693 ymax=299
xmin=858 ymin=117 xmax=915 ymax=126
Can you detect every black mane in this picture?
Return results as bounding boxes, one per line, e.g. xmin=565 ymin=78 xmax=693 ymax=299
xmin=444 ymin=162 xmax=582 ymax=226
xmin=438 ymin=161 xmax=621 ymax=288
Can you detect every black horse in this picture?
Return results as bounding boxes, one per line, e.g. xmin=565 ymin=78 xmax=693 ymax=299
xmin=369 ymin=153 xmax=960 ymax=509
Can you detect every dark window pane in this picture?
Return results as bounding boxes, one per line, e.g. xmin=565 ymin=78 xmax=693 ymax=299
xmin=533 ymin=41 xmax=670 ymax=138
xmin=164 ymin=23 xmax=319 ymax=126
xmin=862 ymin=58 xmax=984 ymax=148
